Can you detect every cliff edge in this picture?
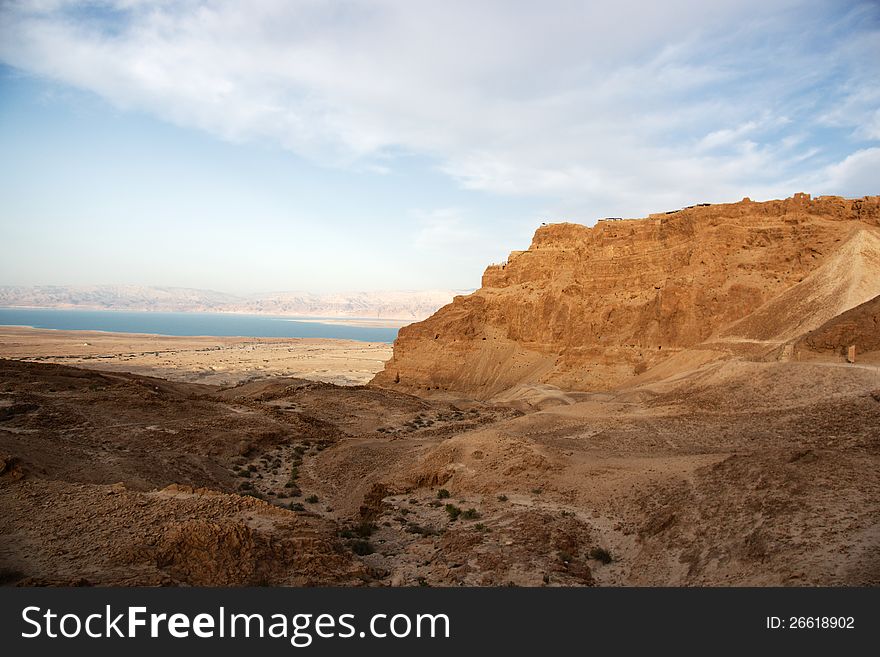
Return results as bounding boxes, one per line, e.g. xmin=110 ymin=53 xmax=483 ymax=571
xmin=373 ymin=194 xmax=880 ymax=398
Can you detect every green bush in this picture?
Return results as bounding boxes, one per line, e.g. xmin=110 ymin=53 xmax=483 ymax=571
xmin=461 ymin=508 xmax=480 ymax=520
xmin=305 ymin=494 xmax=319 ymax=504
xmin=445 ymin=504 xmax=461 ymax=521
xmin=437 ymin=488 xmax=451 ymax=499
xmin=405 ymin=522 xmax=439 ymax=537
xmin=355 ymin=521 xmax=376 ymax=538
xmin=589 ymin=547 xmax=613 ymax=564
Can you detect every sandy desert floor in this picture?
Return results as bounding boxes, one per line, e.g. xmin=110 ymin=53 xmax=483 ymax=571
xmin=1 ymin=336 xmax=877 ymax=586
xmin=0 ymin=326 xmax=392 ymax=386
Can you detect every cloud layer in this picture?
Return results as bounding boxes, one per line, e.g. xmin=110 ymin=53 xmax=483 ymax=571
xmin=1 ymin=0 xmax=878 ymax=219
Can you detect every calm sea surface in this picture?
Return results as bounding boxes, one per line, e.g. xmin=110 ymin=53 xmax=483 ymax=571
xmin=0 ymin=307 xmax=399 ymax=343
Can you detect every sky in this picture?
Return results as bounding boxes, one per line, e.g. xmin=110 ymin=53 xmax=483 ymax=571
xmin=0 ymin=0 xmax=878 ymax=294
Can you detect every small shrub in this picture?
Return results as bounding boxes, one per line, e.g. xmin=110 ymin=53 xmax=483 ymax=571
xmin=305 ymin=494 xmax=319 ymax=504
xmin=461 ymin=508 xmax=480 ymax=520
xmin=289 ymin=502 xmax=305 ymax=511
xmin=406 ymin=522 xmax=439 ymax=537
xmin=531 ymin=488 xmax=543 ymax=495
xmin=351 ymin=540 xmax=374 ymax=556
xmin=445 ymin=504 xmax=461 ymax=521
xmin=239 ymin=470 xmax=251 ymax=478
xmin=355 ymin=521 xmax=376 ymax=538
xmin=437 ymin=489 xmax=451 ymax=499
xmin=589 ymin=547 xmax=613 ymax=564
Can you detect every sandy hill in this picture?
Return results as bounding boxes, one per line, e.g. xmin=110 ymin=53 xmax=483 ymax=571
xmin=373 ymin=194 xmax=880 ymax=398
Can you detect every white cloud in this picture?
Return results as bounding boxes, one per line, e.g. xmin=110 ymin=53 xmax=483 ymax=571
xmin=0 ymin=0 xmax=877 ymax=220
xmin=815 ymin=148 xmax=880 ymax=197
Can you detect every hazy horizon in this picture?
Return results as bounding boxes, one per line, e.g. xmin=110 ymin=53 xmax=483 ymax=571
xmin=1 ymin=1 xmax=878 ymax=294
xmin=0 ymin=283 xmax=474 ymax=297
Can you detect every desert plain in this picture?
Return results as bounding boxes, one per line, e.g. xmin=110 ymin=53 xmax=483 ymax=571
xmin=0 ymin=326 xmax=392 ymax=386
xmin=1 ymin=194 xmax=879 ymax=587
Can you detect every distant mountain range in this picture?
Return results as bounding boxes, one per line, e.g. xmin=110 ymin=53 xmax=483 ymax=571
xmin=0 ymin=285 xmax=471 ymax=321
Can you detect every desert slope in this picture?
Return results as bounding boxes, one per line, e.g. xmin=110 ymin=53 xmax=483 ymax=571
xmin=793 ymin=293 xmax=880 ymax=362
xmin=373 ymin=194 xmax=880 ymax=398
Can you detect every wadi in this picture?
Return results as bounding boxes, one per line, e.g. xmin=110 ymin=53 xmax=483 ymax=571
xmin=1 ymin=193 xmax=878 ymax=586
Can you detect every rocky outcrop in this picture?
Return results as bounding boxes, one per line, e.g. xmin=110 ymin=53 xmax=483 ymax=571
xmin=793 ymin=294 xmax=880 ymax=360
xmin=373 ymin=194 xmax=880 ymax=397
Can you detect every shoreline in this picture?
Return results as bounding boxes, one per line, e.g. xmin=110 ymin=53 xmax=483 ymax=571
xmin=0 ymin=305 xmax=419 ymax=329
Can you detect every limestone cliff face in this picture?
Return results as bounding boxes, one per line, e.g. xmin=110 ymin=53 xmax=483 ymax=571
xmin=373 ymin=194 xmax=880 ymax=398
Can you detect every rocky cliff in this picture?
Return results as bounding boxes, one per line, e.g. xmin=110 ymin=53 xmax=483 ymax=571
xmin=373 ymin=194 xmax=880 ymax=398
xmin=793 ymin=293 xmax=880 ymax=360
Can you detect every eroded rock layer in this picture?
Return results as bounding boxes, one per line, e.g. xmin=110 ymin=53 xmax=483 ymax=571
xmin=374 ymin=194 xmax=880 ymax=397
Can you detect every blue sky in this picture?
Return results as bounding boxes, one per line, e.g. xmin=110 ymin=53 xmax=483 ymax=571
xmin=1 ymin=1 xmax=878 ymax=293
